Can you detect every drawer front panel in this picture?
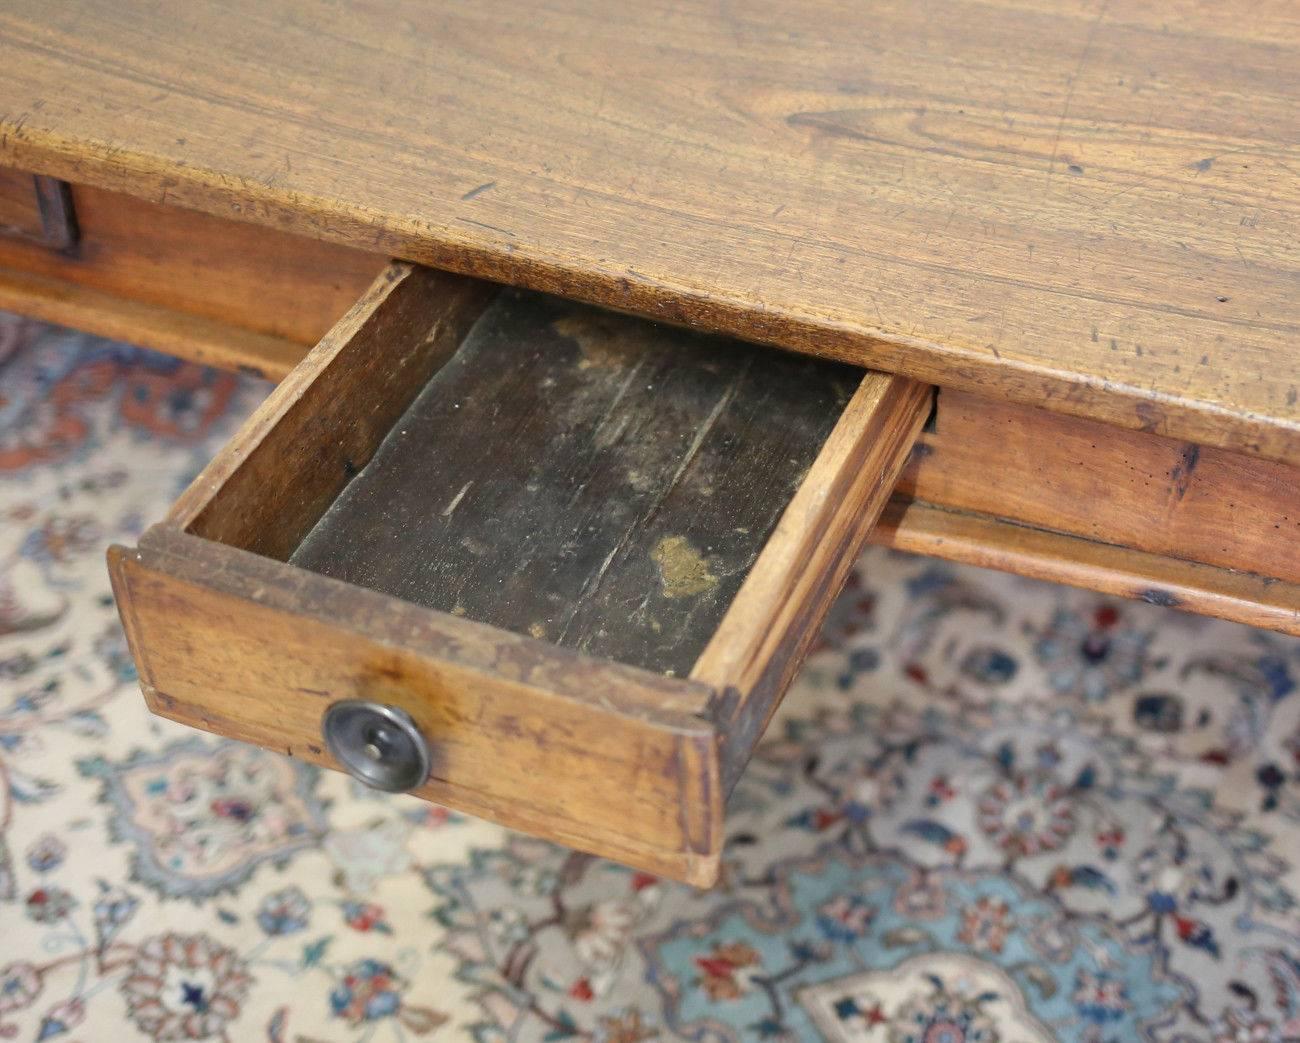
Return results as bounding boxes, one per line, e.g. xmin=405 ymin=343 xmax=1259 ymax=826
xmin=900 ymin=390 xmax=1300 ymax=585
xmin=111 ymin=534 xmax=722 ymax=884
xmin=0 ymin=168 xmax=385 ymax=378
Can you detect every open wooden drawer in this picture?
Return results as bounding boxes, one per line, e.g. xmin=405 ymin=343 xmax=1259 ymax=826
xmin=108 ymin=263 xmax=930 ymax=886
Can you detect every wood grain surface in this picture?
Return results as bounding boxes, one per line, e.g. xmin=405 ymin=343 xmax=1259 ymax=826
xmin=873 ymin=499 xmax=1300 ymax=636
xmin=0 ymin=178 xmax=384 ymax=373
xmin=0 ymin=1 xmax=1295 ymax=461
xmin=175 ymin=263 xmax=498 ymax=558
xmin=0 ymin=169 xmax=74 ymax=248
xmin=111 ymin=529 xmax=724 ymax=885
xmin=0 ymin=263 xmax=311 ymax=376
xmin=694 ymin=373 xmax=932 ymax=791
xmin=0 ymin=167 xmax=43 ymax=242
xmin=901 ymin=389 xmax=1300 ymax=585
xmin=291 ymin=289 xmax=859 ymax=677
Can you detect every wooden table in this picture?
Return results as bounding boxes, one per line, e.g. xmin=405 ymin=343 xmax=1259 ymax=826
xmin=1 ymin=0 xmax=1295 ymax=882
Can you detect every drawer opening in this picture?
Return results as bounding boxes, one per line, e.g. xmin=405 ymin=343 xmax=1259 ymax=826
xmin=110 ymin=263 xmax=930 ymax=885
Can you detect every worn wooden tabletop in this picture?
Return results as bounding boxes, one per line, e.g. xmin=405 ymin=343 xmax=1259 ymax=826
xmin=0 ymin=0 xmax=1295 ymax=461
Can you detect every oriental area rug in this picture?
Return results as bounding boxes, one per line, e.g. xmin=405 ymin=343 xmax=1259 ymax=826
xmin=1 ymin=312 xmax=1297 ymax=1042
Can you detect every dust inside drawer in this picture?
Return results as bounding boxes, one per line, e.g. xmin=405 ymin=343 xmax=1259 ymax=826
xmin=290 ymin=289 xmax=855 ymax=677
xmin=109 ymin=263 xmax=930 ymax=884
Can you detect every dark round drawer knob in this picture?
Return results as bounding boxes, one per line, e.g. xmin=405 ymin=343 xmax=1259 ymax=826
xmin=322 ymin=700 xmax=431 ymax=793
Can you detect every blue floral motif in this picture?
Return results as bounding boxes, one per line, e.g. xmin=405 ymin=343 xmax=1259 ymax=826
xmin=1073 ymin=969 xmax=1131 ymax=1025
xmin=961 ymin=645 xmax=1018 ymax=686
xmin=1034 ymin=604 xmax=1159 ymax=701
xmin=76 ymin=738 xmax=326 ymax=898
xmin=92 ymin=881 xmax=141 ymax=948
xmin=329 ymin=959 xmax=404 ymax=1024
xmin=24 ymin=834 xmax=65 ymax=873
xmin=815 ymin=893 xmax=878 ymax=942
xmin=256 ymin=886 xmax=312 ymax=936
xmin=640 ymin=850 xmax=1181 ymax=1042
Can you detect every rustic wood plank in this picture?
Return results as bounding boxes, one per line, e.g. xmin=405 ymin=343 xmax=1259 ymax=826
xmin=0 ymin=177 xmax=385 ymax=366
xmin=901 ymin=390 xmax=1300 ymax=585
xmin=173 ymin=262 xmax=498 ymax=559
xmin=110 ymin=527 xmax=724 ymax=885
xmin=291 ymin=290 xmax=860 ymax=677
xmin=873 ymin=499 xmax=1300 ymax=636
xmin=0 ymin=0 xmax=1295 ymax=462
xmin=0 ymin=167 xmax=45 ymax=242
xmin=0 ymin=262 xmax=306 ymax=378
xmin=693 ymin=373 xmax=932 ymax=791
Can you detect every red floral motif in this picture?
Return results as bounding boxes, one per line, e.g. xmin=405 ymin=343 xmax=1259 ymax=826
xmin=595 ymin=1009 xmax=658 ymax=1043
xmin=977 ymin=773 xmax=1077 ymax=858
xmin=958 ymin=897 xmax=1013 ymax=954
xmin=27 ymin=514 xmax=102 ymax=563
xmin=568 ymin=898 xmax=639 ymax=966
xmin=928 ymin=775 xmax=957 ymax=803
xmin=694 ymin=942 xmax=763 ymax=1002
xmin=0 ymin=346 xmax=242 ymax=473
xmin=893 ymin=871 xmax=948 ymax=921
xmin=816 ymin=893 xmax=877 ymax=941
xmin=1073 ymin=969 xmax=1131 ymax=1025
xmin=0 ymin=358 xmax=116 ymax=470
xmin=329 ymin=959 xmax=402 ymax=1026
xmin=117 ymin=364 xmax=238 ymax=440
xmin=343 ymin=902 xmax=390 ymax=933
xmin=25 ymin=887 xmax=76 ymax=924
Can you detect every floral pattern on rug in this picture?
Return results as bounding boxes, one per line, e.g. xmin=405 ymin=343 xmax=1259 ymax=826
xmin=0 ymin=311 xmax=1298 ymax=1042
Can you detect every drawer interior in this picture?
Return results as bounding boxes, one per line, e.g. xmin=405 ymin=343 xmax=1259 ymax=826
xmin=289 ymin=289 xmax=857 ymax=677
xmin=110 ymin=263 xmax=929 ymax=884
